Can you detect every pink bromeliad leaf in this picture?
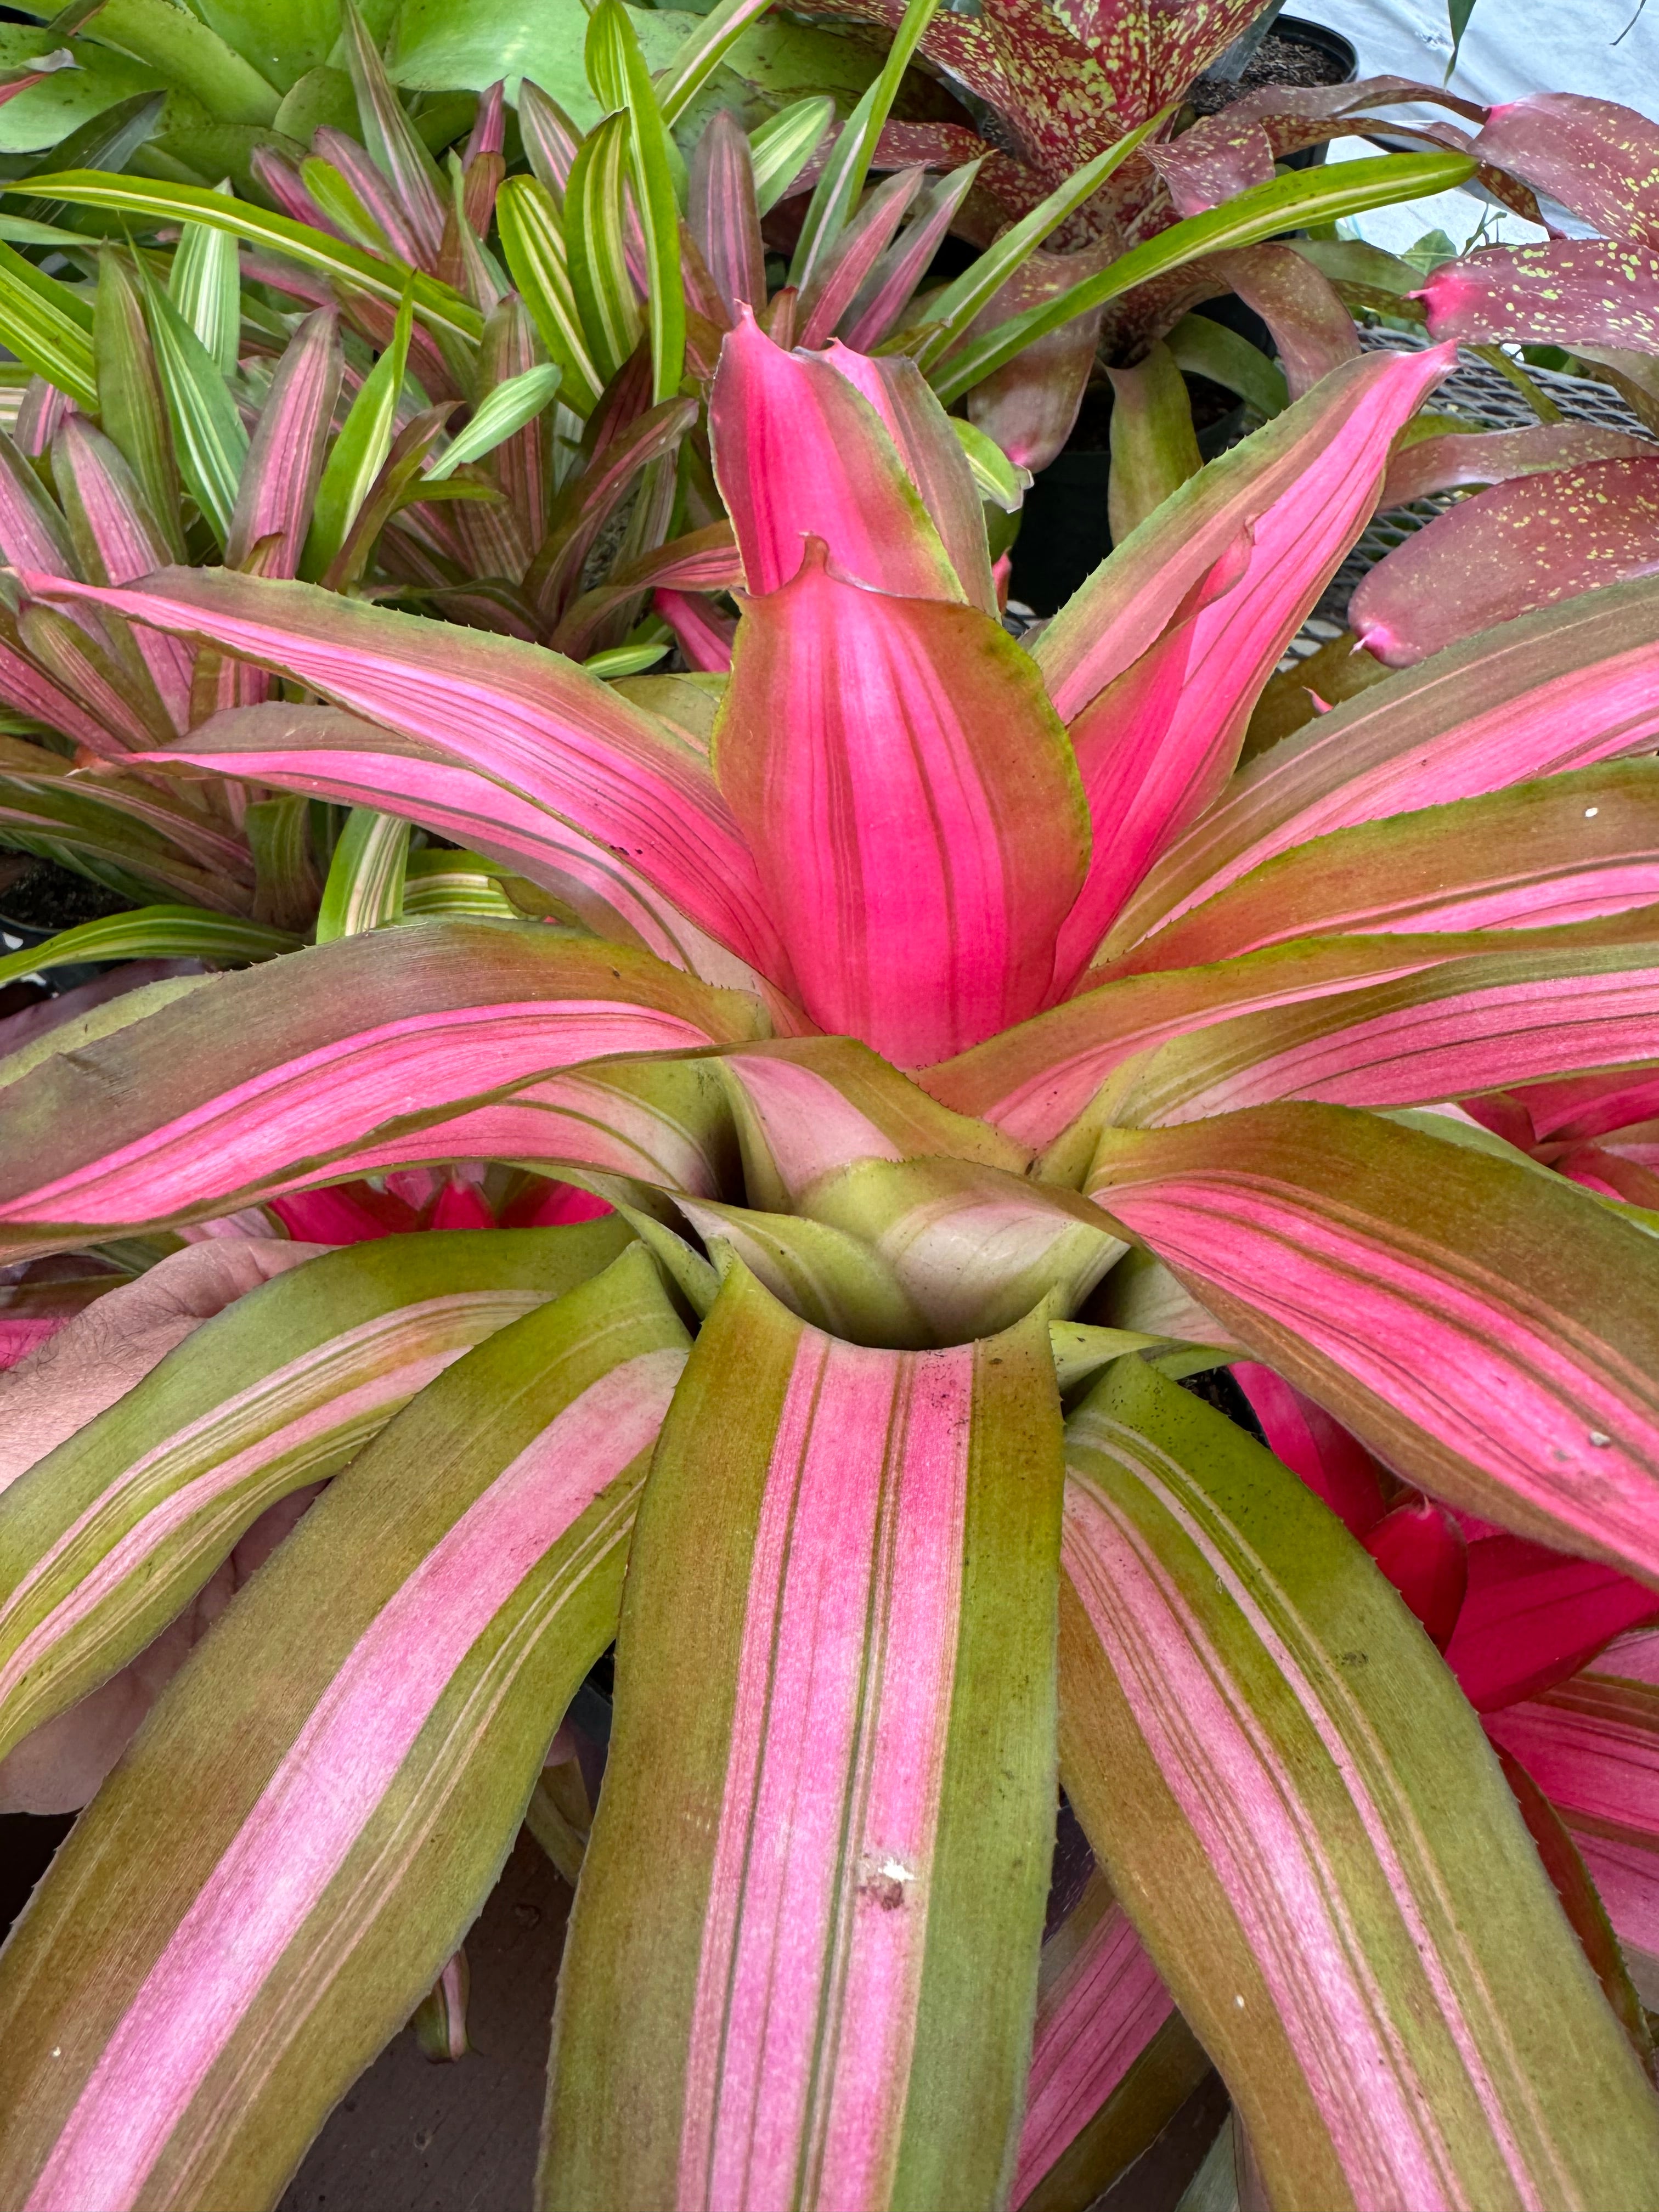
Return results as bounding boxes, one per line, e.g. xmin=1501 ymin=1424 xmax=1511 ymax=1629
xmin=922 ymin=931 xmax=1537 ymax=1155
xmin=1446 ymin=1534 xmax=1659 ymax=1711
xmin=1086 ymin=1101 xmax=1659 ymax=1585
xmin=142 ymin=699 xmax=768 ymax=986
xmin=224 ymin=307 xmax=343 ymax=579
xmin=653 ymin=586 xmax=734 ymax=673
xmin=1109 ymin=578 xmax=1659 ymax=961
xmin=1059 ymin=1353 xmax=1659 ymax=2209
xmin=0 ymin=1223 xmax=633 ymax=1796
xmin=1361 ymin=1492 xmax=1468 ymax=1652
xmin=0 ymin=923 xmax=764 ymax=1256
xmin=1353 ymin=458 xmax=1659 ymax=669
xmin=1237 ymin=1358 xmax=1659 ymax=1704
xmin=0 ymin=1247 xmax=689 ymax=2211
xmin=1012 ymin=1871 xmax=1199 ymax=2212
xmin=1485 ymin=1671 xmax=1659 ymax=2009
xmin=1487 ymin=1739 xmax=1658 ymax=2079
xmin=1032 ymin=345 xmax=1452 ymax=725
xmin=1099 ymin=941 xmax=1659 ymax=1129
xmin=21 ymin=566 xmax=789 ymax=983
xmin=1105 ymin=764 xmax=1659 ymax=975
xmin=1038 ymin=347 xmax=1452 ymax=979
xmin=714 ymin=538 xmax=1089 ymax=1064
xmin=689 ymin=108 xmax=765 ymax=320
xmin=706 ymin=308 xmax=965 ymax=601
xmin=50 ymin=417 xmax=193 ymax=733
xmin=817 ymin=340 xmax=1000 ymax=616
xmin=543 ymin=1263 xmax=1063 ymax=2209
xmin=1231 ymin=1359 xmax=1387 ymax=1535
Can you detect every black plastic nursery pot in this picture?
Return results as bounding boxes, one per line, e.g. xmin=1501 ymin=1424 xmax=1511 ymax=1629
xmin=0 ymin=857 xmax=134 ymax=996
xmin=1009 ymin=298 xmax=1273 ymax=616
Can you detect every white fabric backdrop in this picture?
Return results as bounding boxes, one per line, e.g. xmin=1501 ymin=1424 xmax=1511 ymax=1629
xmin=1304 ymin=0 xmax=1659 ymax=249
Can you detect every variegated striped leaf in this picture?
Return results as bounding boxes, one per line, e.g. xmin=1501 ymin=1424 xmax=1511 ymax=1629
xmin=566 ymin=112 xmax=644 ymax=388
xmin=1085 ymin=1102 xmax=1659 ymax=1583
xmin=1014 ymin=1870 xmax=1205 ymax=2212
xmin=0 ymin=1243 xmax=689 ymax=2211
xmin=543 ymin=1261 xmax=1063 ymax=2210
xmin=1059 ymin=1354 xmax=1659 ymax=2211
xmin=0 ymin=1220 xmax=634 ymax=1769
xmin=0 ymin=922 xmax=764 ymax=1259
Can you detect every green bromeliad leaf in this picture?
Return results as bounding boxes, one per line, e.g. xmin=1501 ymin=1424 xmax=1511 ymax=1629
xmin=0 ymin=1242 xmax=688 ymax=2209
xmin=3 ymin=171 xmax=484 ymax=342
xmin=0 ymin=905 xmax=296 ymax=993
xmin=1059 ymin=1355 xmax=1659 ymax=2210
xmin=544 ymin=1260 xmax=1063 ymax=2210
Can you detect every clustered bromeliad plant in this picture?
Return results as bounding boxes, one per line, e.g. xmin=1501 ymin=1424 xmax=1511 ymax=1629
xmin=0 ymin=0 xmax=1472 ymax=958
xmin=5 ymin=302 xmax=1659 ymax=2208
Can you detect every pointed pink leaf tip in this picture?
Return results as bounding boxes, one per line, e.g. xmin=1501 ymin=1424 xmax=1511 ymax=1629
xmin=1362 ymin=1492 xmax=1468 ymax=1652
xmin=655 ymin=588 xmax=734 ymax=673
xmin=708 ymin=309 xmax=963 ymax=602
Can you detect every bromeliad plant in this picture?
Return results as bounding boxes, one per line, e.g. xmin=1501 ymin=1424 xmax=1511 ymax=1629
xmin=0 ymin=0 xmax=1473 ymax=624
xmin=10 ymin=314 xmax=1659 ymax=2209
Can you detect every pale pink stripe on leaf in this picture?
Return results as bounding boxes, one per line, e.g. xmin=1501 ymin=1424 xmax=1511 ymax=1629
xmin=680 ymin=1330 xmax=973 ymax=2211
xmin=26 ymin=1351 xmax=681 ymax=2212
xmin=1012 ymin=1894 xmax=1174 ymax=2206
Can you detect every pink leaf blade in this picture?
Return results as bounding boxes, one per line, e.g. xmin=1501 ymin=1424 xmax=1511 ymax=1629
xmin=0 ymin=923 xmax=765 ymax=1255
xmin=1231 ymin=1359 xmax=1387 ymax=1536
xmin=707 ymin=310 xmax=965 ymax=601
xmin=1447 ymin=1535 xmax=1659 ymax=1711
xmin=0 ymin=1248 xmax=688 ymax=2211
xmin=1060 ymin=1353 xmax=1659 ymax=2211
xmin=1012 ymin=1876 xmax=1183 ymax=2209
xmin=819 ymin=339 xmax=1000 ymax=615
xmin=543 ymin=1263 xmax=1064 ymax=2210
xmin=1361 ymin=1493 xmax=1468 ymax=1652
xmin=50 ymin=417 xmax=191 ymax=732
xmin=842 ymin=160 xmax=981 ymax=354
xmin=225 ymin=308 xmax=344 ymax=580
xmin=1111 ymin=577 xmax=1659 ymax=962
xmin=798 ymin=165 xmax=924 ymax=350
xmin=1086 ymin=1101 xmax=1659 ymax=1587
xmin=653 ymin=585 xmax=733 ymax=672
xmin=0 ymin=1222 xmax=634 ymax=1776
xmin=1110 ymin=763 xmax=1659 ymax=975
xmin=1032 ymin=345 xmax=1453 ymax=725
xmin=21 ymin=566 xmax=790 ymax=985
xmin=1104 ymin=943 xmax=1659 ymax=1129
xmin=921 ymin=932 xmax=1487 ymax=1153
xmin=1380 ymin=420 xmax=1651 ymax=509
xmin=1049 ymin=348 xmax=1453 ymax=978
xmin=1482 ymin=1666 xmax=1659 ymax=2012
xmin=166 ymin=699 xmax=761 ymax=981
xmin=688 ymin=107 xmax=766 ymax=321
xmin=715 ymin=543 xmax=1088 ymax=1064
